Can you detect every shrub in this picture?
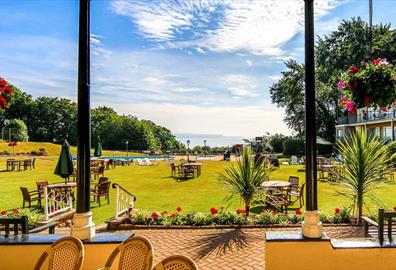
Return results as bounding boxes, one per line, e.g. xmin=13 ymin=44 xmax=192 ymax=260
xmin=4 ymin=119 xmax=29 ymax=142
xmin=0 ymin=150 xmax=10 ymax=155
xmin=191 ymin=212 xmax=212 ymax=226
xmin=256 ymin=211 xmax=273 ymax=225
xmin=282 ymin=138 xmax=305 ymax=155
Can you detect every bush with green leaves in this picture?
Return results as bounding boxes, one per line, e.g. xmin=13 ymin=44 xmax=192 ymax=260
xmin=4 ymin=118 xmax=29 ymax=142
xmin=336 ymin=127 xmax=391 ymax=223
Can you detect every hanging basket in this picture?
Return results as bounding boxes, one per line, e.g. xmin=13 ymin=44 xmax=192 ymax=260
xmin=0 ymin=77 xmax=13 ymax=110
xmin=338 ymin=58 xmax=396 ymax=113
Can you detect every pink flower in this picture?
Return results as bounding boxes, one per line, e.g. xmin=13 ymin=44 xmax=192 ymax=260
xmin=346 ymin=102 xmax=357 ymax=114
xmin=295 ymin=209 xmax=302 ymax=215
xmin=335 ymin=208 xmax=340 ymax=214
xmin=337 ymin=80 xmax=346 ymax=89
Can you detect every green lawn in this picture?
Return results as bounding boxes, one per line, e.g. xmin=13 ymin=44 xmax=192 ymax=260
xmin=1 ymin=156 xmax=396 ymax=225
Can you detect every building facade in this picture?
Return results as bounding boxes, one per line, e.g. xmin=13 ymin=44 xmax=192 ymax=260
xmin=335 ymin=107 xmax=396 ymax=141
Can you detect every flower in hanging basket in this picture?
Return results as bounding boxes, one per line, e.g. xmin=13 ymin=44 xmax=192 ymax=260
xmin=338 ymin=58 xmax=396 ymax=111
xmin=0 ymin=77 xmax=13 ymax=110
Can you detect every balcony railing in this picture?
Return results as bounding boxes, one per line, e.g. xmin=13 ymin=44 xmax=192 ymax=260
xmin=337 ymin=108 xmax=396 ymax=125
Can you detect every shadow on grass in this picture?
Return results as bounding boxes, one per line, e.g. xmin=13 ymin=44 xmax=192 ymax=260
xmin=190 ymin=228 xmax=260 ymax=259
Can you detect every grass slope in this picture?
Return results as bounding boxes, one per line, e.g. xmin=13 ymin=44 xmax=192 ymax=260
xmin=0 ymin=142 xmax=139 ymax=156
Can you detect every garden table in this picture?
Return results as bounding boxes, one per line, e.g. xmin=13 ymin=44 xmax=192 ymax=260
xmin=181 ymin=162 xmax=202 ymax=177
xmin=261 ymin=181 xmax=291 ymax=213
xmin=6 ymin=159 xmax=32 ymax=171
xmin=261 ymin=181 xmax=291 ymax=189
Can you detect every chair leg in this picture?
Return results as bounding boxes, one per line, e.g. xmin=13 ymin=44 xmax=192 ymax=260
xmin=22 ymin=200 xmax=25 ymax=208
xmin=98 ymin=196 xmax=101 ymax=207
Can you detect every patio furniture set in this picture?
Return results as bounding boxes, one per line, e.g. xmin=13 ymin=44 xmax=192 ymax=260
xmin=19 ymin=176 xmax=111 ymax=210
xmin=170 ymin=160 xmax=202 ymax=179
xmin=255 ymin=176 xmax=305 ymax=213
xmin=6 ymin=158 xmax=35 ymax=171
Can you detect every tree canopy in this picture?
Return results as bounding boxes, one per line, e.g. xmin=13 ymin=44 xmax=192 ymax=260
xmin=1 ymin=86 xmax=181 ymax=151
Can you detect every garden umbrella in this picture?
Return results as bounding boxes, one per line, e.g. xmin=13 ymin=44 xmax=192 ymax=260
xmin=54 ymin=139 xmax=74 ymax=181
xmin=94 ymin=137 xmax=102 ymax=157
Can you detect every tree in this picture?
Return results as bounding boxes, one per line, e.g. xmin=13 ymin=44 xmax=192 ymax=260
xmin=336 ymin=128 xmax=390 ymax=223
xmin=4 ymin=119 xmax=29 ymax=141
xmin=218 ymin=147 xmax=272 ymax=216
xmin=268 ymin=134 xmax=288 ymax=153
xmin=270 ymin=18 xmax=396 ymax=142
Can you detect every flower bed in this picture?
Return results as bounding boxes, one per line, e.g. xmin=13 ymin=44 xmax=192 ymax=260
xmin=118 ymin=207 xmax=353 ymax=228
xmin=0 ymin=208 xmax=44 ymax=226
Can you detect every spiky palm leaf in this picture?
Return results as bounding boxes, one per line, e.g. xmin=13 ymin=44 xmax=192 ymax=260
xmin=336 ymin=127 xmax=391 ymax=223
xmin=218 ymin=147 xmax=272 ymax=215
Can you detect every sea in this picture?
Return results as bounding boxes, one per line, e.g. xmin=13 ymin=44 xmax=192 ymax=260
xmin=175 ymin=133 xmax=247 ymax=147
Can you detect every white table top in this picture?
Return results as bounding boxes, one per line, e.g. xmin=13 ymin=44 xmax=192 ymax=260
xmin=261 ymin=181 xmax=291 ymax=188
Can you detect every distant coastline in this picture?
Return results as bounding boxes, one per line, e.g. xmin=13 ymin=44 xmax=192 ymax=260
xmin=175 ymin=133 xmax=246 ymax=147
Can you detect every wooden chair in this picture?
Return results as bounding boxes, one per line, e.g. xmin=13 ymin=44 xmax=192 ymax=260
xmin=20 ymin=187 xmax=41 ymax=208
xmin=288 ymin=183 xmax=305 ymax=208
xmin=99 ymin=236 xmax=153 ymax=270
xmin=363 ymin=208 xmax=396 ymax=245
xmin=171 ymin=163 xmax=181 ymax=177
xmin=288 ymin=176 xmax=299 ymax=192
xmin=95 ymin=166 xmax=105 ymax=180
xmin=0 ymin=216 xmax=58 ymax=236
xmin=33 ymin=236 xmax=84 ymax=270
xmin=32 ymin=158 xmax=36 ymax=169
xmin=153 ymin=255 xmax=198 ymax=270
xmin=181 ymin=165 xmax=195 ymax=178
xmin=91 ymin=181 xmax=111 ymax=207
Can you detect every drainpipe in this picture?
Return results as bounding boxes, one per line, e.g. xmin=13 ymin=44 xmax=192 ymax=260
xmin=302 ymin=0 xmax=323 ymax=238
xmin=71 ymin=0 xmax=95 ymax=240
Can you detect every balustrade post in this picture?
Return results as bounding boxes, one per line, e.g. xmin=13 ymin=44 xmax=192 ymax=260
xmin=44 ymin=187 xmax=49 ymax=221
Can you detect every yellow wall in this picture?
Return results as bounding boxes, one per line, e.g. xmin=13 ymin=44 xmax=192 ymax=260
xmin=0 ymin=243 xmax=120 ymax=270
xmin=266 ymin=241 xmax=396 ymax=270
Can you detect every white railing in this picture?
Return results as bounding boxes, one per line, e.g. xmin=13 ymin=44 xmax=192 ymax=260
xmin=43 ymin=187 xmax=72 ymax=221
xmin=113 ymin=183 xmax=136 ymax=218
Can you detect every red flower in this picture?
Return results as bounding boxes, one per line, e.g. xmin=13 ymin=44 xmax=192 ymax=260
xmin=373 ymin=58 xmax=382 ymax=65
xmin=335 ymin=208 xmax=340 ymax=214
xmin=295 ymin=209 xmax=303 ymax=215
xmin=348 ymin=66 xmax=359 ymax=74
xmin=210 ymin=207 xmax=218 ymax=215
xmin=0 ymin=79 xmax=6 ymax=87
xmin=176 ymin=207 xmax=182 ymax=212
xmin=12 ymin=208 xmax=19 ymax=214
xmin=339 ymin=97 xmax=349 ymax=106
xmin=160 ymin=211 xmax=167 ymax=215
xmin=0 ymin=210 xmax=7 ymax=215
xmin=236 ymin=208 xmax=246 ymax=215
xmin=363 ymin=96 xmax=372 ymax=106
xmin=151 ymin=212 xmax=159 ymax=218
xmin=0 ymin=96 xmax=7 ymax=106
xmin=4 ymin=87 xmax=12 ymax=94
xmin=380 ymin=106 xmax=388 ymax=112
xmin=170 ymin=213 xmax=176 ymax=218
xmin=393 ymin=206 xmax=396 ymax=211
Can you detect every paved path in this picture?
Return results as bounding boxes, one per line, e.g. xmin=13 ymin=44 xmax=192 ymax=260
xmin=134 ymin=226 xmax=364 ymax=270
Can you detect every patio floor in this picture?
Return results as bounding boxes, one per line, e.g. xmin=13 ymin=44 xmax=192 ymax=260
xmin=132 ymin=226 xmax=364 ymax=270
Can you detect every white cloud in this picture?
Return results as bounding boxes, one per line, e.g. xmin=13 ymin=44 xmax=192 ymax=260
xmin=245 ymin=60 xmax=253 ymax=67
xmin=111 ymin=0 xmax=346 ymax=55
xmin=91 ymin=34 xmax=112 ymax=58
xmin=222 ymin=74 xmax=258 ymax=97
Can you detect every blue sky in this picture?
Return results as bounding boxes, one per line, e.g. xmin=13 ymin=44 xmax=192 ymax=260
xmin=0 ymin=0 xmax=395 ymax=137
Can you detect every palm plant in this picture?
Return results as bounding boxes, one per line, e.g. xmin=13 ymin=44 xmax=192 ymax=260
xmin=336 ymin=127 xmax=391 ymax=223
xmin=218 ymin=147 xmax=272 ymax=216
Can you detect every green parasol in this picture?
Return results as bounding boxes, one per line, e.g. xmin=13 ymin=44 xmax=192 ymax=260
xmin=54 ymin=139 xmax=74 ymax=179
xmin=94 ymin=136 xmax=102 ymax=157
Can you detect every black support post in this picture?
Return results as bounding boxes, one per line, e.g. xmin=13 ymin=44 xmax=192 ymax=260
xmin=76 ymin=0 xmax=91 ymax=214
xmin=304 ymin=0 xmax=318 ymax=211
